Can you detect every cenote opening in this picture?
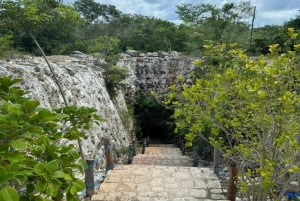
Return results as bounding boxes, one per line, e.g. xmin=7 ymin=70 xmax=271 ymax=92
xmin=134 ymin=94 xmax=175 ymax=144
xmin=133 ymin=93 xmax=213 ymax=160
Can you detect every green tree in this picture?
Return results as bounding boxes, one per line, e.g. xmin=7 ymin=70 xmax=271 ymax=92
xmin=250 ymin=25 xmax=286 ymax=54
xmin=105 ymin=14 xmax=178 ymax=52
xmin=0 ymin=35 xmax=18 ymax=58
xmin=176 ymin=2 xmax=253 ymax=47
xmin=168 ymin=29 xmax=300 ymax=200
xmin=0 ymin=76 xmax=102 ymax=201
xmin=74 ymin=0 xmax=121 ymax=24
xmin=87 ymin=35 xmax=121 ymax=63
xmin=0 ymin=0 xmax=84 ymax=55
xmin=285 ymin=16 xmax=300 ymax=30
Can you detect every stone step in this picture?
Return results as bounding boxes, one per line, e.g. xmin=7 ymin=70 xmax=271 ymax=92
xmin=91 ymin=165 xmax=227 ymax=201
xmin=91 ymin=144 xmax=228 ymax=201
xmin=143 ymin=146 xmax=183 ymax=154
xmin=133 ymin=145 xmax=193 ymax=166
xmin=92 ymin=194 xmax=228 ymax=201
xmin=132 ymin=155 xmax=193 ymax=166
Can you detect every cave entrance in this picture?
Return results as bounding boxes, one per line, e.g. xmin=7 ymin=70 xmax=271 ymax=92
xmin=142 ymin=125 xmax=166 ymax=144
xmin=134 ymin=94 xmax=175 ymax=144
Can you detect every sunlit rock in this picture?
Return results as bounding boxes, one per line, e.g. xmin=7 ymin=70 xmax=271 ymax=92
xmin=0 ymin=55 xmax=131 ymax=158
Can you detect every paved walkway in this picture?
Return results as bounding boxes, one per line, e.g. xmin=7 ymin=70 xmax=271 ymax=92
xmin=92 ymin=144 xmax=228 ymax=201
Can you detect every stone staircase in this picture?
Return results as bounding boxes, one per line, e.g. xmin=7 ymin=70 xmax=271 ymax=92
xmin=91 ymin=144 xmax=228 ymax=201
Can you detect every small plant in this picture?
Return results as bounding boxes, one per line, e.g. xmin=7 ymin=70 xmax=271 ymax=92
xmin=0 ymin=76 xmax=102 ymax=201
xmin=117 ymin=145 xmax=129 ymax=156
xmin=104 ymin=65 xmax=128 ymax=97
xmin=0 ymin=35 xmax=19 ymax=59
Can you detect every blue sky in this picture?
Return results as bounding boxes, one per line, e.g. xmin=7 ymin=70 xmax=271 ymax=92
xmin=64 ymin=0 xmax=300 ymax=27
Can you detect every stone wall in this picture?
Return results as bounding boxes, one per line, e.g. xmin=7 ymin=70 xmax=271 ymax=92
xmin=0 ymin=51 xmax=196 ymax=159
xmin=117 ymin=50 xmax=196 ymax=99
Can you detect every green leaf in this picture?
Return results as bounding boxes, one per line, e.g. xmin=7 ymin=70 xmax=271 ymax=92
xmin=6 ymin=153 xmax=25 ymax=162
xmin=0 ymin=187 xmax=19 ymax=201
xmin=22 ymin=100 xmax=39 ymax=114
xmin=63 ymin=173 xmax=73 ymax=181
xmin=0 ymin=167 xmax=14 ymax=183
xmin=67 ymin=148 xmax=80 ymax=159
xmin=70 ymin=185 xmax=77 ymax=195
xmin=72 ymin=179 xmax=85 ymax=189
xmin=34 ymin=163 xmax=45 ymax=175
xmin=69 ymin=179 xmax=85 ymax=195
xmin=288 ymin=166 xmax=300 ymax=173
xmin=26 ymin=184 xmax=35 ymax=194
xmin=9 ymin=162 xmax=19 ymax=172
xmin=36 ymin=109 xmax=57 ymax=122
xmin=46 ymin=183 xmax=58 ymax=197
xmin=10 ymin=140 xmax=28 ymax=151
xmin=53 ymin=171 xmax=64 ymax=178
xmin=6 ymin=104 xmax=22 ymax=115
xmin=44 ymin=160 xmax=59 ymax=173
xmin=36 ymin=179 xmax=47 ymax=192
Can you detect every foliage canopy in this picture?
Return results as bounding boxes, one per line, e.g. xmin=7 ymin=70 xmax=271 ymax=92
xmin=167 ymin=29 xmax=300 ymax=200
xmin=0 ymin=76 xmax=102 ymax=201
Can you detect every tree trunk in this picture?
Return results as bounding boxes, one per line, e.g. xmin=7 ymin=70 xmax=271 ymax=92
xmin=227 ymin=160 xmax=238 ymax=201
xmin=30 ymin=33 xmax=84 ymax=160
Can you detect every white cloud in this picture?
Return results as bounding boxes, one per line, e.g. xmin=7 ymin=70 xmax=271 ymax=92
xmin=65 ymin=0 xmax=300 ymax=27
xmin=254 ymin=8 xmax=299 ymax=27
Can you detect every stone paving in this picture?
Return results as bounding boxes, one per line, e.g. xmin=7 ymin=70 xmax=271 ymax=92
xmin=92 ymin=144 xmax=228 ymax=201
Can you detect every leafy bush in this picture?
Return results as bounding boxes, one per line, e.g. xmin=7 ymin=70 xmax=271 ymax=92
xmin=0 ymin=35 xmax=18 ymax=59
xmin=0 ymin=76 xmax=102 ymax=201
xmin=168 ymin=29 xmax=300 ymax=200
xmin=103 ymin=65 xmax=128 ymax=98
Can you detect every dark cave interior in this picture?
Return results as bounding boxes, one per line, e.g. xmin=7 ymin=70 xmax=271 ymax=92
xmin=141 ymin=125 xmax=167 ymax=144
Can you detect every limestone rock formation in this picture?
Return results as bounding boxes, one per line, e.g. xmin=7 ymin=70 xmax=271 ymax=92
xmin=118 ymin=51 xmax=196 ymax=99
xmin=0 ymin=55 xmax=131 ymax=159
xmin=0 ymin=52 xmax=196 ymax=160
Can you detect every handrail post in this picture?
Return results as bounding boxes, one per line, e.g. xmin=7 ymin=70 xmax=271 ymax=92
xmin=146 ymin=136 xmax=150 ymax=147
xmin=142 ymin=138 xmax=146 ymax=154
xmin=179 ymin=138 xmax=182 ymax=150
xmin=181 ymin=139 xmax=185 ymax=155
xmin=85 ymin=159 xmax=95 ymax=198
xmin=193 ymin=138 xmax=199 ymax=167
xmin=132 ymin=140 xmax=136 ymax=156
xmin=128 ymin=144 xmax=133 ymax=164
xmin=213 ymin=148 xmax=220 ymax=176
xmin=104 ymin=139 xmax=114 ymax=172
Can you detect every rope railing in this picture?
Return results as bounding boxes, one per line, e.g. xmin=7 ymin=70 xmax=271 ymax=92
xmin=78 ymin=140 xmax=115 ymax=200
xmin=176 ymin=136 xmax=204 ymax=168
xmin=78 ymin=138 xmax=150 ymax=200
xmin=142 ymin=136 xmax=150 ymax=154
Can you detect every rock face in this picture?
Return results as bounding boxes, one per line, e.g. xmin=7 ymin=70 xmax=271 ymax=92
xmin=118 ymin=51 xmax=195 ymax=98
xmin=0 ymin=52 xmax=196 ymax=159
xmin=0 ymin=55 xmax=131 ymax=159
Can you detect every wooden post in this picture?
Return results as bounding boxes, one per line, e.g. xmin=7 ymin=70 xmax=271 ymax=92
xmin=85 ymin=160 xmax=95 ymax=198
xmin=193 ymin=139 xmax=199 ymax=167
xmin=181 ymin=139 xmax=185 ymax=155
xmin=179 ymin=138 xmax=182 ymax=150
xmin=128 ymin=144 xmax=133 ymax=164
xmin=146 ymin=136 xmax=150 ymax=147
xmin=213 ymin=148 xmax=220 ymax=176
xmin=227 ymin=161 xmax=238 ymax=201
xmin=132 ymin=140 xmax=136 ymax=156
xmin=104 ymin=140 xmax=114 ymax=172
xmin=142 ymin=138 xmax=146 ymax=154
